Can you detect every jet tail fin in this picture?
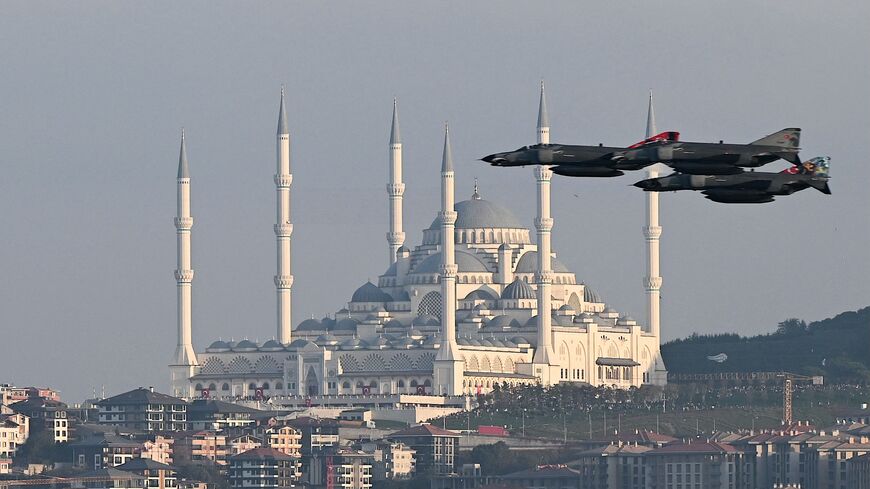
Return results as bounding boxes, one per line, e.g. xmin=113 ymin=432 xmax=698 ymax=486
xmin=628 ymin=131 xmax=680 ymax=149
xmin=750 ymin=128 xmax=801 ymax=148
xmin=781 ymin=156 xmax=830 ymax=176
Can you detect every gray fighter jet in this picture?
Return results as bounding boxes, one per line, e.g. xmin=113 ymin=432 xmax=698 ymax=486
xmin=480 ymin=131 xmax=679 ymax=177
xmin=620 ymin=128 xmax=802 ymax=175
xmin=633 ymin=156 xmax=831 ymax=204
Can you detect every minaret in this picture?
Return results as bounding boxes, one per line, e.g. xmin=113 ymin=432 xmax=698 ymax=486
xmin=643 ymin=91 xmax=662 ymax=340
xmin=171 ymin=130 xmax=197 ymax=397
xmin=532 ymin=83 xmax=556 ymax=371
xmin=434 ymin=124 xmax=464 ymax=395
xmin=275 ymin=88 xmax=294 ymax=344
xmin=386 ymin=99 xmax=405 ymax=265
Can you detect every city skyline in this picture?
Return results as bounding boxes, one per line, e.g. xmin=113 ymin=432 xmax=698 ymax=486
xmin=1 ymin=1 xmax=868 ymax=401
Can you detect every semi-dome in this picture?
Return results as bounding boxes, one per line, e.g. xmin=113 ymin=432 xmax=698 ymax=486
xmin=514 ymin=251 xmax=572 ymax=274
xmin=384 ymin=319 xmax=405 ymax=329
xmin=351 ymin=282 xmax=393 ymax=303
xmin=427 ymin=197 xmax=524 ymax=230
xmin=558 ymin=304 xmax=575 ymax=313
xmin=288 ymin=338 xmax=318 ymax=349
xmin=392 ymin=336 xmax=418 ymax=349
xmin=583 ymin=285 xmax=603 ymax=303
xmin=233 ymin=340 xmax=258 ymax=351
xmin=206 ymin=340 xmax=231 ymax=352
xmin=392 ymin=290 xmax=411 ymax=301
xmin=502 ymin=278 xmax=535 ymax=300
xmin=368 ymin=336 xmax=391 ymax=350
xmin=552 ymin=314 xmax=574 ymax=327
xmin=412 ymin=250 xmax=491 ymax=274
xmin=464 ymin=288 xmax=497 ymax=301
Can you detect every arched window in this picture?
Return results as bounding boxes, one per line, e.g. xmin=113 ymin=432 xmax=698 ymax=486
xmin=410 ymin=380 xmax=418 ymax=387
xmin=423 ymin=379 xmax=432 ymax=387
xmin=369 ymin=380 xmax=378 ymax=388
xmin=398 ymin=380 xmax=405 ymax=388
xmin=208 ymin=383 xmax=217 ymax=391
xmin=275 ymin=382 xmax=283 ymax=390
xmin=262 ymin=382 xmax=270 ymax=390
xmin=342 ymin=381 xmax=351 ymax=389
xmin=248 ymin=382 xmax=256 ymax=390
xmin=221 ymin=383 xmax=230 ymax=391
xmin=356 ymin=381 xmax=364 ymax=388
xmin=195 ymin=383 xmax=203 ymax=391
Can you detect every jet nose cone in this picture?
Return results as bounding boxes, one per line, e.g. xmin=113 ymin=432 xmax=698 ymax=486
xmin=481 ymin=153 xmax=507 ymax=166
xmin=634 ymin=179 xmax=659 ymax=190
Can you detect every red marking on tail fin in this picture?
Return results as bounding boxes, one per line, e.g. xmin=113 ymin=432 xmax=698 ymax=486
xmin=629 ymin=131 xmax=680 ymax=149
xmin=781 ymin=166 xmax=800 ymax=175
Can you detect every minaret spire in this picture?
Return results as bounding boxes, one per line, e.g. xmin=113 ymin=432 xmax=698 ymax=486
xmin=643 ymin=91 xmax=665 ymax=384
xmin=532 ymin=84 xmax=556 ymax=374
xmin=275 ymin=88 xmax=294 ymax=344
xmin=171 ymin=129 xmax=197 ymax=397
xmin=386 ymin=99 xmax=405 ymax=265
xmin=434 ymin=123 xmax=464 ymax=395
xmin=537 ymin=80 xmax=550 ymax=145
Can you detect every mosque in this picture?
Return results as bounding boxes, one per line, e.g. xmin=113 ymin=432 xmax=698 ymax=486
xmin=169 ymin=86 xmax=668 ymax=401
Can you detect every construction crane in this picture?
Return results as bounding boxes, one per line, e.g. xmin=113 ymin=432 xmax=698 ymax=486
xmin=777 ymin=372 xmax=823 ymax=425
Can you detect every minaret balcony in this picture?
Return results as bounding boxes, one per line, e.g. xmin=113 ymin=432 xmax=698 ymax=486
xmin=175 ymin=269 xmax=194 ymax=283
xmin=534 ymin=166 xmax=553 ymax=180
xmin=274 ymin=174 xmax=293 ymax=187
xmin=644 ymin=276 xmax=663 ymax=290
xmin=439 ymin=211 xmax=457 ymax=226
xmin=439 ymin=264 xmax=458 ymax=278
xmin=386 ymin=231 xmax=405 ymax=244
xmin=274 ymin=224 xmax=293 ymax=237
xmin=386 ymin=183 xmax=405 ymax=196
xmin=174 ymin=217 xmax=193 ymax=230
xmin=534 ymin=218 xmax=554 ymax=232
xmin=274 ymin=275 xmax=294 ymax=289
xmin=643 ymin=226 xmax=662 ymax=239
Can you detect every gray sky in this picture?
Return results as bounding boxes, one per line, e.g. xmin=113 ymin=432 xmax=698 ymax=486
xmin=1 ymin=1 xmax=868 ymax=402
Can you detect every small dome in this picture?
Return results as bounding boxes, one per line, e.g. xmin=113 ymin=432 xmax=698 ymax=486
xmin=514 ymin=251 xmax=572 ymax=274
xmin=575 ymin=312 xmax=596 ymax=323
xmin=397 ymin=245 xmax=410 ymax=254
xmin=340 ymin=338 xmax=367 ymax=350
xmin=491 ymin=338 xmax=507 ymax=347
xmin=488 ymin=315 xmax=521 ymax=330
xmin=465 ymin=337 xmax=482 ymax=346
xmin=368 ymin=336 xmax=391 ymax=350
xmin=288 ymin=339 xmax=317 ymax=349
xmin=296 ymin=319 xmax=324 ymax=331
xmin=335 ymin=317 xmax=360 ymax=331
xmin=480 ymin=339 xmax=495 ymax=347
xmin=315 ymin=333 xmax=339 ymax=346
xmin=412 ymin=314 xmax=439 ymax=327
xmin=408 ymin=329 xmax=424 ymax=339
xmin=552 ymin=314 xmax=574 ymax=327
xmin=384 ymin=319 xmax=405 ymax=329
xmin=422 ymin=335 xmax=440 ymax=347
xmin=558 ymin=304 xmax=575 ymax=312
xmin=392 ymin=290 xmax=411 ymax=301
xmin=351 ymin=282 xmax=393 ymax=303
xmin=260 ymin=340 xmax=284 ymax=351
xmin=617 ymin=316 xmax=638 ymax=326
xmin=392 ymin=336 xmax=418 ymax=349
xmin=501 ymin=278 xmax=535 ymax=300
xmin=412 ymin=250 xmax=491 ymax=274
xmin=464 ymin=289 xmax=497 ymax=301
xmin=511 ymin=336 xmax=531 ymax=345
xmin=206 ymin=340 xmax=230 ymax=352
xmin=503 ymin=339 xmax=517 ymax=348
xmin=525 ymin=315 xmax=538 ymax=327
xmin=233 ymin=339 xmax=258 ymax=351
xmin=472 ymin=304 xmax=488 ymax=314
xmin=457 ymin=337 xmax=472 ymax=346
xmin=583 ymin=285 xmax=603 ymax=303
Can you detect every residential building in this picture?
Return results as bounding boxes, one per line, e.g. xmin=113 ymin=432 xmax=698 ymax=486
xmin=72 ymin=468 xmax=146 ymax=489
xmin=187 ymin=400 xmax=264 ymax=431
xmin=283 ymin=417 xmax=339 ymax=455
xmin=849 ymin=453 xmax=870 ymax=489
xmin=72 ymin=434 xmax=144 ymax=470
xmin=229 ymin=435 xmax=263 ymax=457
xmin=97 ymin=388 xmax=188 ymax=433
xmin=388 ymin=424 xmax=460 ymax=476
xmin=330 ymin=450 xmax=374 ymax=489
xmin=359 ymin=439 xmax=416 ymax=480
xmin=572 ymin=443 xmax=651 ymax=489
xmin=266 ymin=425 xmax=302 ymax=458
xmin=10 ymin=397 xmax=70 ymax=443
xmin=173 ymin=431 xmax=229 ymax=466
xmin=645 ymin=440 xmax=749 ymax=489
xmin=500 ymin=465 xmax=583 ymax=489
xmin=117 ymin=458 xmax=177 ymax=489
xmin=228 ymin=447 xmax=301 ymax=489
xmin=0 ymin=413 xmax=30 ymax=460
xmin=141 ymin=434 xmax=175 ymax=465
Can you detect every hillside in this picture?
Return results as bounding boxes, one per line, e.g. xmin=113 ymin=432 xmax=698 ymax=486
xmin=662 ymin=307 xmax=870 ymax=381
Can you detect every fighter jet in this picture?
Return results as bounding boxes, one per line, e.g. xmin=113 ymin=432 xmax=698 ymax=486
xmin=480 ymin=131 xmax=680 ymax=178
xmin=633 ymin=156 xmax=831 ymax=204
xmin=619 ymin=128 xmax=803 ymax=175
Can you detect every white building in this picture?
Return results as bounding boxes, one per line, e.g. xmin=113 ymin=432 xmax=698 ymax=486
xmin=169 ymin=86 xmax=667 ymax=401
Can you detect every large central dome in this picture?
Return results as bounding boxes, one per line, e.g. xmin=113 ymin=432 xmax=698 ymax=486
xmin=428 ymin=195 xmax=524 ymax=230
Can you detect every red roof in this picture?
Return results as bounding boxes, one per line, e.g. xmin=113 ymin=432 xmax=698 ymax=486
xmin=389 ymin=424 xmax=461 ymax=438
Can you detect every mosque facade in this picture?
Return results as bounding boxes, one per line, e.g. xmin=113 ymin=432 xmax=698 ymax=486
xmin=169 ymin=87 xmax=668 ymax=401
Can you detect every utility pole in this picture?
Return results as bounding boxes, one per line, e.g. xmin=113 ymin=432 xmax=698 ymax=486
xmin=588 ymin=412 xmax=593 ymax=440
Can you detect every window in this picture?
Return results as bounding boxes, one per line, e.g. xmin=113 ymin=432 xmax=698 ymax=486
xmin=248 ymin=382 xmax=256 ymax=390
xmin=222 ymin=383 xmax=230 ymax=391
xmin=262 ymin=382 xmax=270 ymax=390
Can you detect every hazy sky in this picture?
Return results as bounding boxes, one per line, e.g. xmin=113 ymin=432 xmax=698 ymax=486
xmin=1 ymin=2 xmax=868 ymax=402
